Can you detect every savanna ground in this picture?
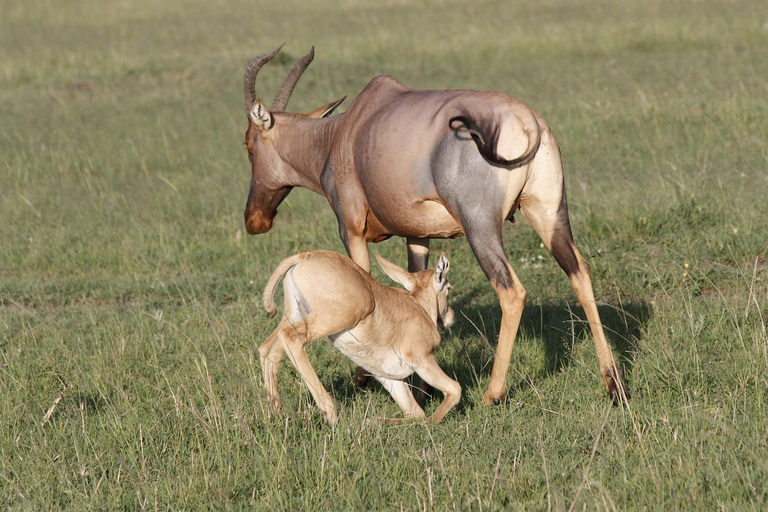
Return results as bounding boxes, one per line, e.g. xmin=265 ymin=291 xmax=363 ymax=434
xmin=2 ymin=0 xmax=767 ymax=509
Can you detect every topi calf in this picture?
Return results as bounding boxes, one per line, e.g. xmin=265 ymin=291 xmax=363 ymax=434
xmin=259 ymin=250 xmax=459 ymax=426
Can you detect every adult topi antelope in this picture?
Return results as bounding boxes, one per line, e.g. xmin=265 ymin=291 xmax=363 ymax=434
xmin=260 ymin=250 xmax=459 ymax=426
xmin=242 ymin=44 xmax=628 ymax=406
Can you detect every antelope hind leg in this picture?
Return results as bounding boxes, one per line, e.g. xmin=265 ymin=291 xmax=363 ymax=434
xmin=521 ymin=141 xmax=628 ymax=403
xmin=464 ymin=227 xmax=527 ymax=405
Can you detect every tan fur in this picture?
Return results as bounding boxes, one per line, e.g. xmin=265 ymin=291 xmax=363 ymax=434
xmin=243 ymin=45 xmax=627 ymax=407
xmin=259 ymin=251 xmax=458 ymax=426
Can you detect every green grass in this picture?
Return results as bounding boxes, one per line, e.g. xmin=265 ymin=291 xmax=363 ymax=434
xmin=2 ymin=0 xmax=767 ymax=508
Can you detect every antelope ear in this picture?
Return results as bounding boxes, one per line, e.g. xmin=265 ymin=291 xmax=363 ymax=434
xmin=375 ymin=254 xmax=416 ymax=292
xmin=305 ymin=96 xmax=347 ymax=119
xmin=434 ymin=252 xmax=450 ymax=290
xmin=249 ymin=99 xmax=273 ymax=131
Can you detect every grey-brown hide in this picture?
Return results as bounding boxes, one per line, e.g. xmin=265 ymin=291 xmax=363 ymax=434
xmin=242 ymin=45 xmax=346 ymax=235
xmin=242 ymin=45 xmax=628 ymax=407
xmin=259 ymin=250 xmax=458 ymax=426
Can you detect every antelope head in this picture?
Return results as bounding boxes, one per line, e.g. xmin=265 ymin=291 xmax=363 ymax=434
xmin=242 ymin=44 xmax=346 ymax=234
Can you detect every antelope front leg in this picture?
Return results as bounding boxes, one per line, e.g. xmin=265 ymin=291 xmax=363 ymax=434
xmin=406 ymin=237 xmax=432 ymax=404
xmin=344 ymin=230 xmax=375 ymax=388
xmin=407 ymin=237 xmax=435 ymax=402
xmin=406 ymin=237 xmax=430 ymax=272
xmin=346 ymin=232 xmax=371 ymax=272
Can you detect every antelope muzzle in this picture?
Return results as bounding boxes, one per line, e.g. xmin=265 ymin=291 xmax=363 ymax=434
xmin=244 ymin=205 xmax=274 ymax=235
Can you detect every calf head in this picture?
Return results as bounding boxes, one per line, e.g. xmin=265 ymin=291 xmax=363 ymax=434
xmin=375 ymin=253 xmax=454 ymax=329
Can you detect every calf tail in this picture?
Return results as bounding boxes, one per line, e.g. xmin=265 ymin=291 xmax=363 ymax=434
xmin=262 ymin=253 xmax=306 ymax=318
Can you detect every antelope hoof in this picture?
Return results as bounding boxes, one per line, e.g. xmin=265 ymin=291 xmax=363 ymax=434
xmin=415 ymin=384 xmax=434 ymax=405
xmin=606 ymin=367 xmax=631 ymax=406
xmin=352 ymin=366 xmax=373 ymax=388
xmin=483 ymin=392 xmax=506 ymax=406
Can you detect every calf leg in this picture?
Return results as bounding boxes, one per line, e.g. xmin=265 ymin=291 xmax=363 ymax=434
xmin=258 ymin=327 xmax=285 ymax=412
xmin=413 ymin=355 xmax=462 ymax=424
xmin=375 ymin=377 xmax=425 ymax=421
xmin=277 ymin=320 xmax=339 ymax=426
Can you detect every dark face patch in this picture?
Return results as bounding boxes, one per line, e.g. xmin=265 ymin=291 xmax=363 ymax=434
xmin=244 ymin=178 xmax=292 ymax=235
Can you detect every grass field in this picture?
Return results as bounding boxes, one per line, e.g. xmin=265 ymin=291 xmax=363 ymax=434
xmin=2 ymin=0 xmax=767 ymax=509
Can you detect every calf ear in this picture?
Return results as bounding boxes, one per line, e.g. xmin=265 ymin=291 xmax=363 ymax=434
xmin=434 ymin=252 xmax=450 ymax=290
xmin=249 ymin=99 xmax=273 ymax=131
xmin=305 ymin=96 xmax=347 ymax=119
xmin=375 ymin=254 xmax=416 ymax=292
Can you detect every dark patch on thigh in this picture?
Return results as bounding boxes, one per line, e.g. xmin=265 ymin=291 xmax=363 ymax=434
xmin=548 ymin=190 xmax=580 ymax=277
xmin=431 ymin=131 xmax=513 ymax=288
xmin=550 ymin=237 xmax=580 ymax=277
xmin=465 ymin=226 xmax=513 ymax=290
xmin=432 ymin=134 xmax=508 ymax=221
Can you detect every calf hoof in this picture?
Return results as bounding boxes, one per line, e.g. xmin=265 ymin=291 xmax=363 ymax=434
xmin=267 ymin=398 xmax=283 ymax=414
xmin=606 ymin=367 xmax=631 ymax=406
xmin=323 ymin=410 xmax=339 ymax=427
xmin=352 ymin=366 xmax=372 ymax=388
xmin=415 ymin=383 xmax=434 ymax=404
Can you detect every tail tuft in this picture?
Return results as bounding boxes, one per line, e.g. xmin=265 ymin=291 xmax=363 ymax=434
xmin=262 ymin=253 xmax=304 ymax=318
xmin=449 ymin=105 xmax=541 ymax=167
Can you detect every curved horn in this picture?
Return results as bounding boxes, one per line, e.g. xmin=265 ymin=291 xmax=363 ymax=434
xmin=270 ymin=46 xmax=315 ymax=112
xmin=243 ymin=43 xmax=284 ymax=112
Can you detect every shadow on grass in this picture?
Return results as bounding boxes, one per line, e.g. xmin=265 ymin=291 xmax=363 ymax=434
xmin=327 ymin=288 xmax=652 ymax=415
xmin=443 ymin=288 xmax=652 ymax=406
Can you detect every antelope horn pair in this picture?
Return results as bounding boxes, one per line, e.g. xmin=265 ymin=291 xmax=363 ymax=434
xmin=243 ymin=43 xmax=315 ymax=113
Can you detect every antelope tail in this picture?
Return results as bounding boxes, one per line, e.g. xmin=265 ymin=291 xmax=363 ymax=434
xmin=450 ymin=105 xmax=541 ymax=167
xmin=262 ymin=253 xmax=306 ymax=318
